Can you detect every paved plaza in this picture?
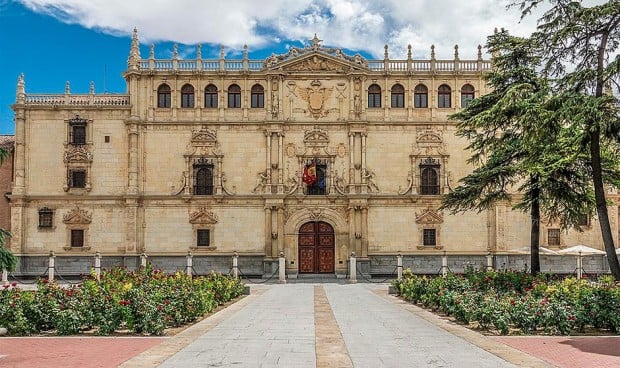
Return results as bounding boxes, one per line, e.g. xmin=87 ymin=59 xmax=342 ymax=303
xmin=1 ymin=282 xmax=619 ymax=367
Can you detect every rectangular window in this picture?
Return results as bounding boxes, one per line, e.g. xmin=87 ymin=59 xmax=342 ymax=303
xmin=577 ymin=214 xmax=590 ymax=227
xmin=71 ymin=229 xmax=84 ymax=247
xmin=38 ymin=209 xmax=53 ymax=228
xmin=306 ymin=163 xmax=327 ymax=195
xmin=158 ymin=93 xmax=171 ymax=108
xmin=438 ymin=95 xmax=451 ymax=108
xmin=197 ymin=229 xmax=210 ymax=247
xmin=228 ymin=94 xmax=241 ymax=108
xmin=414 ymin=94 xmax=427 ymax=108
xmin=69 ymin=170 xmax=86 ymax=188
xmin=423 ymin=229 xmax=436 ymax=246
xmin=71 ymin=125 xmax=86 ymax=145
xmin=391 ymin=94 xmax=404 ymax=108
xmin=251 ymin=94 xmax=264 ymax=108
xmin=205 ymin=94 xmax=218 ymax=108
xmin=368 ymin=94 xmax=381 ymax=108
xmin=181 ymin=94 xmax=195 ymax=108
xmin=548 ymin=229 xmax=561 ymax=246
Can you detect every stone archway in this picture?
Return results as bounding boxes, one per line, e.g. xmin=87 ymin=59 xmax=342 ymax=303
xmin=298 ymin=221 xmax=334 ymax=273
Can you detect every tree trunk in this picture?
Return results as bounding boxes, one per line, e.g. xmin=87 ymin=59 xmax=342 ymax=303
xmin=590 ymin=129 xmax=620 ymax=279
xmin=530 ymin=175 xmax=541 ymax=275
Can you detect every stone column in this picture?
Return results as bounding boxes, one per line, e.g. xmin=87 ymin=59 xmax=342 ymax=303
xmin=264 ymin=207 xmax=273 ymax=257
xmin=266 ymin=131 xmax=272 ymax=185
xmin=126 ymin=117 xmax=140 ymax=195
xmin=278 ymin=132 xmax=284 ymax=192
xmin=277 ymin=206 xmax=285 ymax=254
xmin=348 ymin=133 xmax=355 ymax=185
xmin=361 ymin=206 xmax=368 ymax=258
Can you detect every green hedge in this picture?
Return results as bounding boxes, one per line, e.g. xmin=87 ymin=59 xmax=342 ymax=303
xmin=0 ymin=265 xmax=245 ymax=336
xmin=393 ymin=269 xmax=620 ymax=335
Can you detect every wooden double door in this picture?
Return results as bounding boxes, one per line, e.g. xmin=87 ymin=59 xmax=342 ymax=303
xmin=298 ymin=221 xmax=335 ymax=273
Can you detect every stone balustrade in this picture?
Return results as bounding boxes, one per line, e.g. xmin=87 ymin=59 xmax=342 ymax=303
xmin=24 ymin=94 xmax=130 ymax=106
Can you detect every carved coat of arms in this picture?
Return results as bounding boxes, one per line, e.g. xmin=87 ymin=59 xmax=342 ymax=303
xmin=298 ymin=80 xmax=333 ymax=119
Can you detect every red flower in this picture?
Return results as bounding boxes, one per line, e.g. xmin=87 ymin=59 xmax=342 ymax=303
xmin=2 ymin=284 xmax=9 ymax=289
xmin=11 ymin=282 xmax=17 ymax=287
xmin=568 ymin=315 xmax=576 ymax=321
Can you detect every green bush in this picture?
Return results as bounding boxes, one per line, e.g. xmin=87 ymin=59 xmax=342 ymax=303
xmin=0 ymin=265 xmax=245 ymax=336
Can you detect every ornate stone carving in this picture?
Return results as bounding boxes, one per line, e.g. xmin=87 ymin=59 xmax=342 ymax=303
xmin=64 ymin=146 xmax=93 ymax=163
xmin=298 ymin=80 xmax=333 ymax=119
xmin=191 ymin=126 xmax=217 ymax=146
xmin=415 ymin=207 xmax=444 ymax=224
xmin=252 ymin=170 xmax=270 ymax=194
xmin=303 ymin=127 xmax=329 ymax=147
xmin=63 ymin=206 xmax=92 ymax=224
xmin=189 ymin=208 xmax=219 ymax=224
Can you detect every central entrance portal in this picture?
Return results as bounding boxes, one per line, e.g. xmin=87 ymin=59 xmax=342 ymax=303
xmin=298 ymin=221 xmax=335 ymax=273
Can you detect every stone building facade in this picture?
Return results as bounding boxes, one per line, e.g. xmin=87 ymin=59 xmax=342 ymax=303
xmin=0 ymin=135 xmax=14 ymax=237
xmin=9 ymin=31 xmax=617 ymax=277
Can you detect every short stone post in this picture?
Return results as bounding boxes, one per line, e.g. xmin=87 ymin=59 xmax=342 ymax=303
xmin=48 ymin=250 xmax=55 ymax=282
xmin=577 ymin=252 xmax=583 ymax=279
xmin=140 ymin=253 xmax=148 ymax=268
xmin=397 ymin=252 xmax=403 ymax=280
xmin=441 ymin=251 xmax=448 ymax=277
xmin=349 ymin=252 xmax=357 ymax=283
xmin=486 ymin=251 xmax=493 ymax=271
xmin=278 ymin=251 xmax=286 ymax=284
xmin=2 ymin=269 xmax=8 ymax=286
xmin=232 ymin=251 xmax=239 ymax=279
xmin=94 ymin=251 xmax=101 ymax=280
xmin=186 ymin=251 xmax=193 ymax=276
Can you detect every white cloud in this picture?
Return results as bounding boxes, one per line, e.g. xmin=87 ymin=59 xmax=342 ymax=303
xmin=19 ymin=0 xmax=544 ymax=60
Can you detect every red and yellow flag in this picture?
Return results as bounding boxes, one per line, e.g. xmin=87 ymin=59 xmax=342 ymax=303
xmin=302 ymin=163 xmax=317 ymax=184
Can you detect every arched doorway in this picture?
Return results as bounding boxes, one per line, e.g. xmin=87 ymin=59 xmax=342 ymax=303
xmin=298 ymin=221 xmax=335 ymax=273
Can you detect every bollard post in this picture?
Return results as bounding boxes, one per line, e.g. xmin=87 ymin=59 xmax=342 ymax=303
xmin=186 ymin=251 xmax=193 ymax=276
xmin=441 ymin=251 xmax=448 ymax=277
xmin=48 ymin=250 xmax=55 ymax=282
xmin=278 ymin=251 xmax=286 ymax=284
xmin=397 ymin=252 xmax=403 ymax=280
xmin=94 ymin=251 xmax=101 ymax=280
xmin=2 ymin=269 xmax=7 ymax=286
xmin=140 ymin=253 xmax=148 ymax=268
xmin=232 ymin=251 xmax=239 ymax=279
xmin=486 ymin=251 xmax=493 ymax=271
xmin=349 ymin=252 xmax=357 ymax=283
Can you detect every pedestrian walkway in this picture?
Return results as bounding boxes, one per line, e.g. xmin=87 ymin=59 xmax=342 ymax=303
xmin=121 ymin=283 xmax=541 ymax=368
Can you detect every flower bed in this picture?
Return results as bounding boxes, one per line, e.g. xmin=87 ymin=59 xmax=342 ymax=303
xmin=0 ymin=265 xmax=245 ymax=336
xmin=392 ymin=269 xmax=620 ymax=335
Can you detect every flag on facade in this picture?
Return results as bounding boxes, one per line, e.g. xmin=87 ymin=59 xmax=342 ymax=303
xmin=302 ymin=163 xmax=317 ymax=184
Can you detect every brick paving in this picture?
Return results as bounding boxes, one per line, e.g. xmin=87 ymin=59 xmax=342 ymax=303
xmin=0 ymin=337 xmax=165 ymax=368
xmin=494 ymin=336 xmax=620 ymax=368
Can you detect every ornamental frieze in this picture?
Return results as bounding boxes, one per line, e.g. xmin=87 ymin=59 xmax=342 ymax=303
xmin=415 ymin=207 xmax=443 ymax=224
xmin=63 ymin=206 xmax=92 ymax=224
xmin=64 ymin=146 xmax=93 ymax=163
xmin=188 ymin=208 xmax=219 ymax=224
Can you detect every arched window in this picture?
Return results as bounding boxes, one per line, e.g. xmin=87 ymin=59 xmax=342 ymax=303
xmin=414 ymin=84 xmax=428 ymax=108
xmin=368 ymin=84 xmax=381 ymax=108
xmin=437 ymin=84 xmax=451 ymax=108
xmin=251 ymin=84 xmax=264 ymax=108
xmin=181 ymin=84 xmax=195 ymax=108
xmin=420 ymin=159 xmax=440 ymax=195
xmin=194 ymin=164 xmax=214 ymax=195
xmin=157 ymin=84 xmax=171 ymax=108
xmin=228 ymin=84 xmax=241 ymax=108
xmin=391 ymin=84 xmax=405 ymax=108
xmin=204 ymin=84 xmax=218 ymax=108
xmin=461 ymin=84 xmax=475 ymax=107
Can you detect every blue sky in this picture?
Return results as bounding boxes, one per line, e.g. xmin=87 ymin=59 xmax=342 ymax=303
xmin=0 ymin=0 xmax=543 ymax=135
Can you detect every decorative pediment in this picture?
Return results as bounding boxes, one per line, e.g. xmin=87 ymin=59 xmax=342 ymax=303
xmin=303 ymin=127 xmax=329 ymax=146
xmin=191 ymin=126 xmax=217 ymax=147
xmin=415 ymin=207 xmax=443 ymax=224
xmin=189 ymin=208 xmax=219 ymax=224
xmin=64 ymin=146 xmax=93 ymax=163
xmin=63 ymin=206 xmax=92 ymax=224
xmin=417 ymin=130 xmax=443 ymax=143
xmin=263 ymin=35 xmax=368 ymax=72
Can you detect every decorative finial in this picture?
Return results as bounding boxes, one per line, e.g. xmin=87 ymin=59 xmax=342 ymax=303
xmin=384 ymin=44 xmax=389 ymax=60
xmin=494 ymin=27 xmax=498 ymax=34
xmin=89 ymin=81 xmax=95 ymax=94
xmin=65 ymin=81 xmax=70 ymax=94
xmin=220 ymin=45 xmax=225 ymax=59
xmin=127 ymin=27 xmax=141 ymax=70
xmin=149 ymin=44 xmax=155 ymax=59
xmin=407 ymin=44 xmax=412 ymax=60
xmin=431 ymin=44 xmax=435 ymax=60
xmin=310 ymin=34 xmax=322 ymax=51
xmin=16 ymin=74 xmax=25 ymax=103
xmin=243 ymin=44 xmax=248 ymax=60
xmin=173 ymin=44 xmax=178 ymax=59
xmin=477 ymin=45 xmax=482 ymax=60
xmin=196 ymin=44 xmax=202 ymax=59
xmin=454 ymin=44 xmax=459 ymax=60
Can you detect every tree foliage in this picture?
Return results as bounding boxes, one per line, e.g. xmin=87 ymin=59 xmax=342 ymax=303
xmin=513 ymin=0 xmax=620 ymax=279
